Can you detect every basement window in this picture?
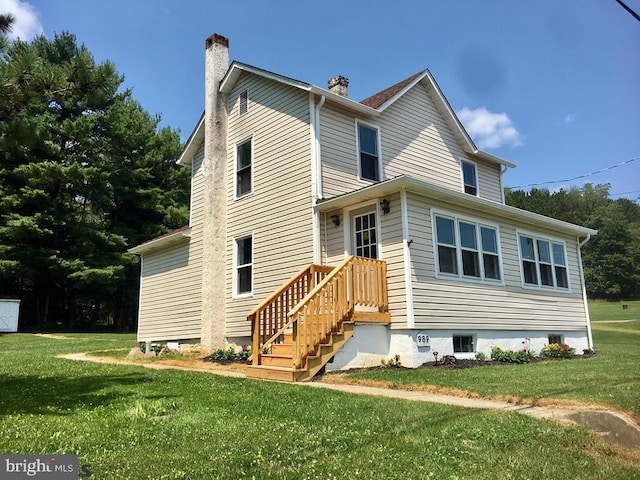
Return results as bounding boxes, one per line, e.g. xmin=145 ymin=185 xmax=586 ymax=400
xmin=548 ymin=334 xmax=563 ymax=345
xmin=453 ymin=335 xmax=474 ymax=353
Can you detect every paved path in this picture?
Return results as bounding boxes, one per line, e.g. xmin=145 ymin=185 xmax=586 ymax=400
xmin=58 ymin=352 xmax=640 ymax=451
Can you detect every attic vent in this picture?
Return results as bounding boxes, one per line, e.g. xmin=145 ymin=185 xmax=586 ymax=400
xmin=239 ymin=90 xmax=248 ymax=116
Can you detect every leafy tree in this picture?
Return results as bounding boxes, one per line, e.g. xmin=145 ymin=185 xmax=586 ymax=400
xmin=0 ymin=32 xmax=188 ymax=330
xmin=505 ymin=184 xmax=640 ymax=299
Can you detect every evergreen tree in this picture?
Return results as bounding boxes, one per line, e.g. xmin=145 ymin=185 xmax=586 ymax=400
xmin=0 ymin=32 xmax=188 ymax=330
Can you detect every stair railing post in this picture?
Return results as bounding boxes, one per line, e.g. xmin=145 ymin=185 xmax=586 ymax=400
xmin=251 ymin=312 xmax=261 ymax=366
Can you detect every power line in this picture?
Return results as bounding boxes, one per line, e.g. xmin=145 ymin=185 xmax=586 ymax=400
xmin=508 ymin=156 xmax=640 ymax=189
xmin=610 ymin=189 xmax=640 ymax=198
xmin=614 ymin=0 xmax=640 ymax=23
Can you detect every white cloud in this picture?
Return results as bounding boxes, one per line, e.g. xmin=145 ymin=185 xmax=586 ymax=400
xmin=564 ymin=114 xmax=576 ymax=124
xmin=0 ymin=0 xmax=43 ymax=40
xmin=457 ymin=107 xmax=523 ymax=150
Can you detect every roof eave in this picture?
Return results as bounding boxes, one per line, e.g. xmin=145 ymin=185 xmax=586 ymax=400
xmin=315 ymin=176 xmax=596 ymax=237
xmin=128 ymin=228 xmax=192 ymax=255
xmin=177 ymin=115 xmax=205 ymax=166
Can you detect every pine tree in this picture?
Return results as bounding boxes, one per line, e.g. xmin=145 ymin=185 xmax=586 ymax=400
xmin=0 ymin=32 xmax=188 ymax=329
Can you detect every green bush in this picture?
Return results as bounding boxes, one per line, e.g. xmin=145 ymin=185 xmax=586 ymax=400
xmin=204 ymin=346 xmax=251 ymax=363
xmin=491 ymin=346 xmax=534 ymax=364
xmin=474 ymin=351 xmax=487 ymax=361
xmin=541 ymin=343 xmax=575 ymax=359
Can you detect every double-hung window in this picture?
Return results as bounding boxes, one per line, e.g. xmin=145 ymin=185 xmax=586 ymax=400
xmin=518 ymin=234 xmax=569 ymax=290
xmin=236 ymin=137 xmax=252 ymax=197
xmin=357 ymin=123 xmax=380 ymax=182
xmin=234 ymin=235 xmax=253 ymax=296
xmin=434 ymin=213 xmax=501 ymax=282
xmin=461 ymin=160 xmax=478 ymax=196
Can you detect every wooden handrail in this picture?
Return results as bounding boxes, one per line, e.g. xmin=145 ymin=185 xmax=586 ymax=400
xmin=248 ymin=256 xmax=387 ymax=372
xmin=289 ymin=256 xmax=387 ymax=369
xmin=247 ymin=263 xmax=333 ymax=365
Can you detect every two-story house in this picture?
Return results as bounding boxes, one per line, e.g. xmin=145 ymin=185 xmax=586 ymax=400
xmin=129 ymin=34 xmax=596 ymax=381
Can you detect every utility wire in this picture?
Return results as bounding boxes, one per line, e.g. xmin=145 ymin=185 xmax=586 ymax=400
xmin=614 ymin=0 xmax=640 ymax=22
xmin=509 ymin=156 xmax=640 ymax=189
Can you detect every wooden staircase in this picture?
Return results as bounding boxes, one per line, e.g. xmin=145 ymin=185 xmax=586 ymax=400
xmin=246 ymin=256 xmax=389 ymax=382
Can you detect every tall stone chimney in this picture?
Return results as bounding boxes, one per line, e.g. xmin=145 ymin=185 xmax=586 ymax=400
xmin=328 ymin=75 xmax=349 ymax=97
xmin=200 ymin=33 xmax=229 ymax=353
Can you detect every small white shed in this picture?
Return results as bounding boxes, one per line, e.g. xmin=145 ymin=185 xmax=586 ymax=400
xmin=0 ymin=299 xmax=20 ymax=332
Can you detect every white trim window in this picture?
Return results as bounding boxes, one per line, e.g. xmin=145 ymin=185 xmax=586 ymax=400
xmin=235 ymin=137 xmax=252 ymax=198
xmin=234 ymin=235 xmax=253 ymax=297
xmin=518 ymin=233 xmax=569 ymax=290
xmin=238 ymin=89 xmax=248 ymax=116
xmin=433 ymin=213 xmax=502 ymax=282
xmin=460 ymin=159 xmax=478 ymax=196
xmin=357 ymin=122 xmax=381 ymax=182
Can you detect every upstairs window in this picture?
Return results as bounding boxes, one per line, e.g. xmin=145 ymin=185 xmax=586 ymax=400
xmin=461 ymin=160 xmax=478 ymax=196
xmin=357 ymin=123 xmax=380 ymax=182
xmin=236 ymin=137 xmax=252 ymax=197
xmin=434 ymin=213 xmax=502 ymax=282
xmin=518 ymin=234 xmax=569 ymax=290
xmin=239 ymin=90 xmax=248 ymax=116
xmin=235 ymin=235 xmax=253 ymax=296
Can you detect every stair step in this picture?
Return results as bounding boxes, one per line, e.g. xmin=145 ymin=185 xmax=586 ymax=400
xmin=246 ymin=365 xmax=306 ymax=382
xmin=271 ymin=343 xmax=293 ymax=355
xmin=260 ymin=353 xmax=293 ymax=368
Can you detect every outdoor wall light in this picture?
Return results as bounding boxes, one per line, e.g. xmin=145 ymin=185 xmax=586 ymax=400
xmin=330 ymin=214 xmax=340 ymax=227
xmin=380 ymin=198 xmax=390 ymax=214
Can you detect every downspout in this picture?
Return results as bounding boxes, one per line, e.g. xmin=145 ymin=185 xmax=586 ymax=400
xmin=577 ymin=233 xmax=594 ymax=350
xmin=500 ymin=165 xmax=509 ymax=204
xmin=310 ymin=94 xmax=326 ymax=264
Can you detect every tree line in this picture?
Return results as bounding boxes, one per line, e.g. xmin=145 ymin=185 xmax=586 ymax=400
xmin=506 ymin=184 xmax=640 ymax=300
xmin=0 ymin=25 xmax=189 ymax=331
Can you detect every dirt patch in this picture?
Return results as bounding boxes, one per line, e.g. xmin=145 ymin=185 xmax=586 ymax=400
xmin=87 ymin=351 xmax=248 ymax=374
xmin=33 ymin=333 xmax=79 ymax=340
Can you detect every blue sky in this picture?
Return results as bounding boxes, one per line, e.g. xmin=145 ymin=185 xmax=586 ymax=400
xmin=3 ymin=0 xmax=639 ymax=198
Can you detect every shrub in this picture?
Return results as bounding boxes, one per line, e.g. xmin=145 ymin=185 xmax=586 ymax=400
xmin=491 ymin=346 xmax=534 ymax=364
xmin=541 ymin=343 xmax=575 ymax=359
xmin=204 ymin=346 xmax=251 ymax=363
xmin=474 ymin=351 xmax=487 ymax=361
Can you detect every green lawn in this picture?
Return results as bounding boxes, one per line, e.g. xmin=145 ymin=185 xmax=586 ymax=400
xmin=341 ymin=300 xmax=640 ymax=418
xmin=0 ymin=315 xmax=639 ymax=479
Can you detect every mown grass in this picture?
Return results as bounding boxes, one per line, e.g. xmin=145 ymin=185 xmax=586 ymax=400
xmin=1 ymin=333 xmax=639 ymax=479
xmin=341 ymin=300 xmax=640 ymax=418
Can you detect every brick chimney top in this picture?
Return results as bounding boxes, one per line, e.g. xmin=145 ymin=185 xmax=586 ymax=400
xmin=328 ymin=75 xmax=349 ymax=97
xmin=205 ymin=33 xmax=229 ymax=50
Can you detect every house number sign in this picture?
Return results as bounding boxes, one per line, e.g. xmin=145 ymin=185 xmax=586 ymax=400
xmin=415 ymin=332 xmax=430 ymax=346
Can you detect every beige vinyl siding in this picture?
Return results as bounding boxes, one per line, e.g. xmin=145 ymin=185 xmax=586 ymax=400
xmin=379 ymin=193 xmax=408 ymax=327
xmin=320 ymin=84 xmax=504 ymax=203
xmin=476 ymin=160 xmax=502 ymax=202
xmin=319 ymin=106 xmax=360 ymax=198
xmin=405 ymin=191 xmax=588 ymax=331
xmin=225 ymin=73 xmax=313 ymax=337
xmin=137 ymin=146 xmax=205 ymax=342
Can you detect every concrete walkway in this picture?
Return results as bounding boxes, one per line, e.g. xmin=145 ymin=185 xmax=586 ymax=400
xmin=58 ymin=352 xmax=640 ymax=451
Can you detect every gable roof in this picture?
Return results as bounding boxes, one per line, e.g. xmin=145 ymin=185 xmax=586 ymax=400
xmin=360 ymin=70 xmax=427 ymax=109
xmin=178 ymin=62 xmax=515 ymax=168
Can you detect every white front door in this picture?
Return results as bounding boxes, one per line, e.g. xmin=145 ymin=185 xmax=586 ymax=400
xmin=353 ymin=211 xmax=378 ymax=259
